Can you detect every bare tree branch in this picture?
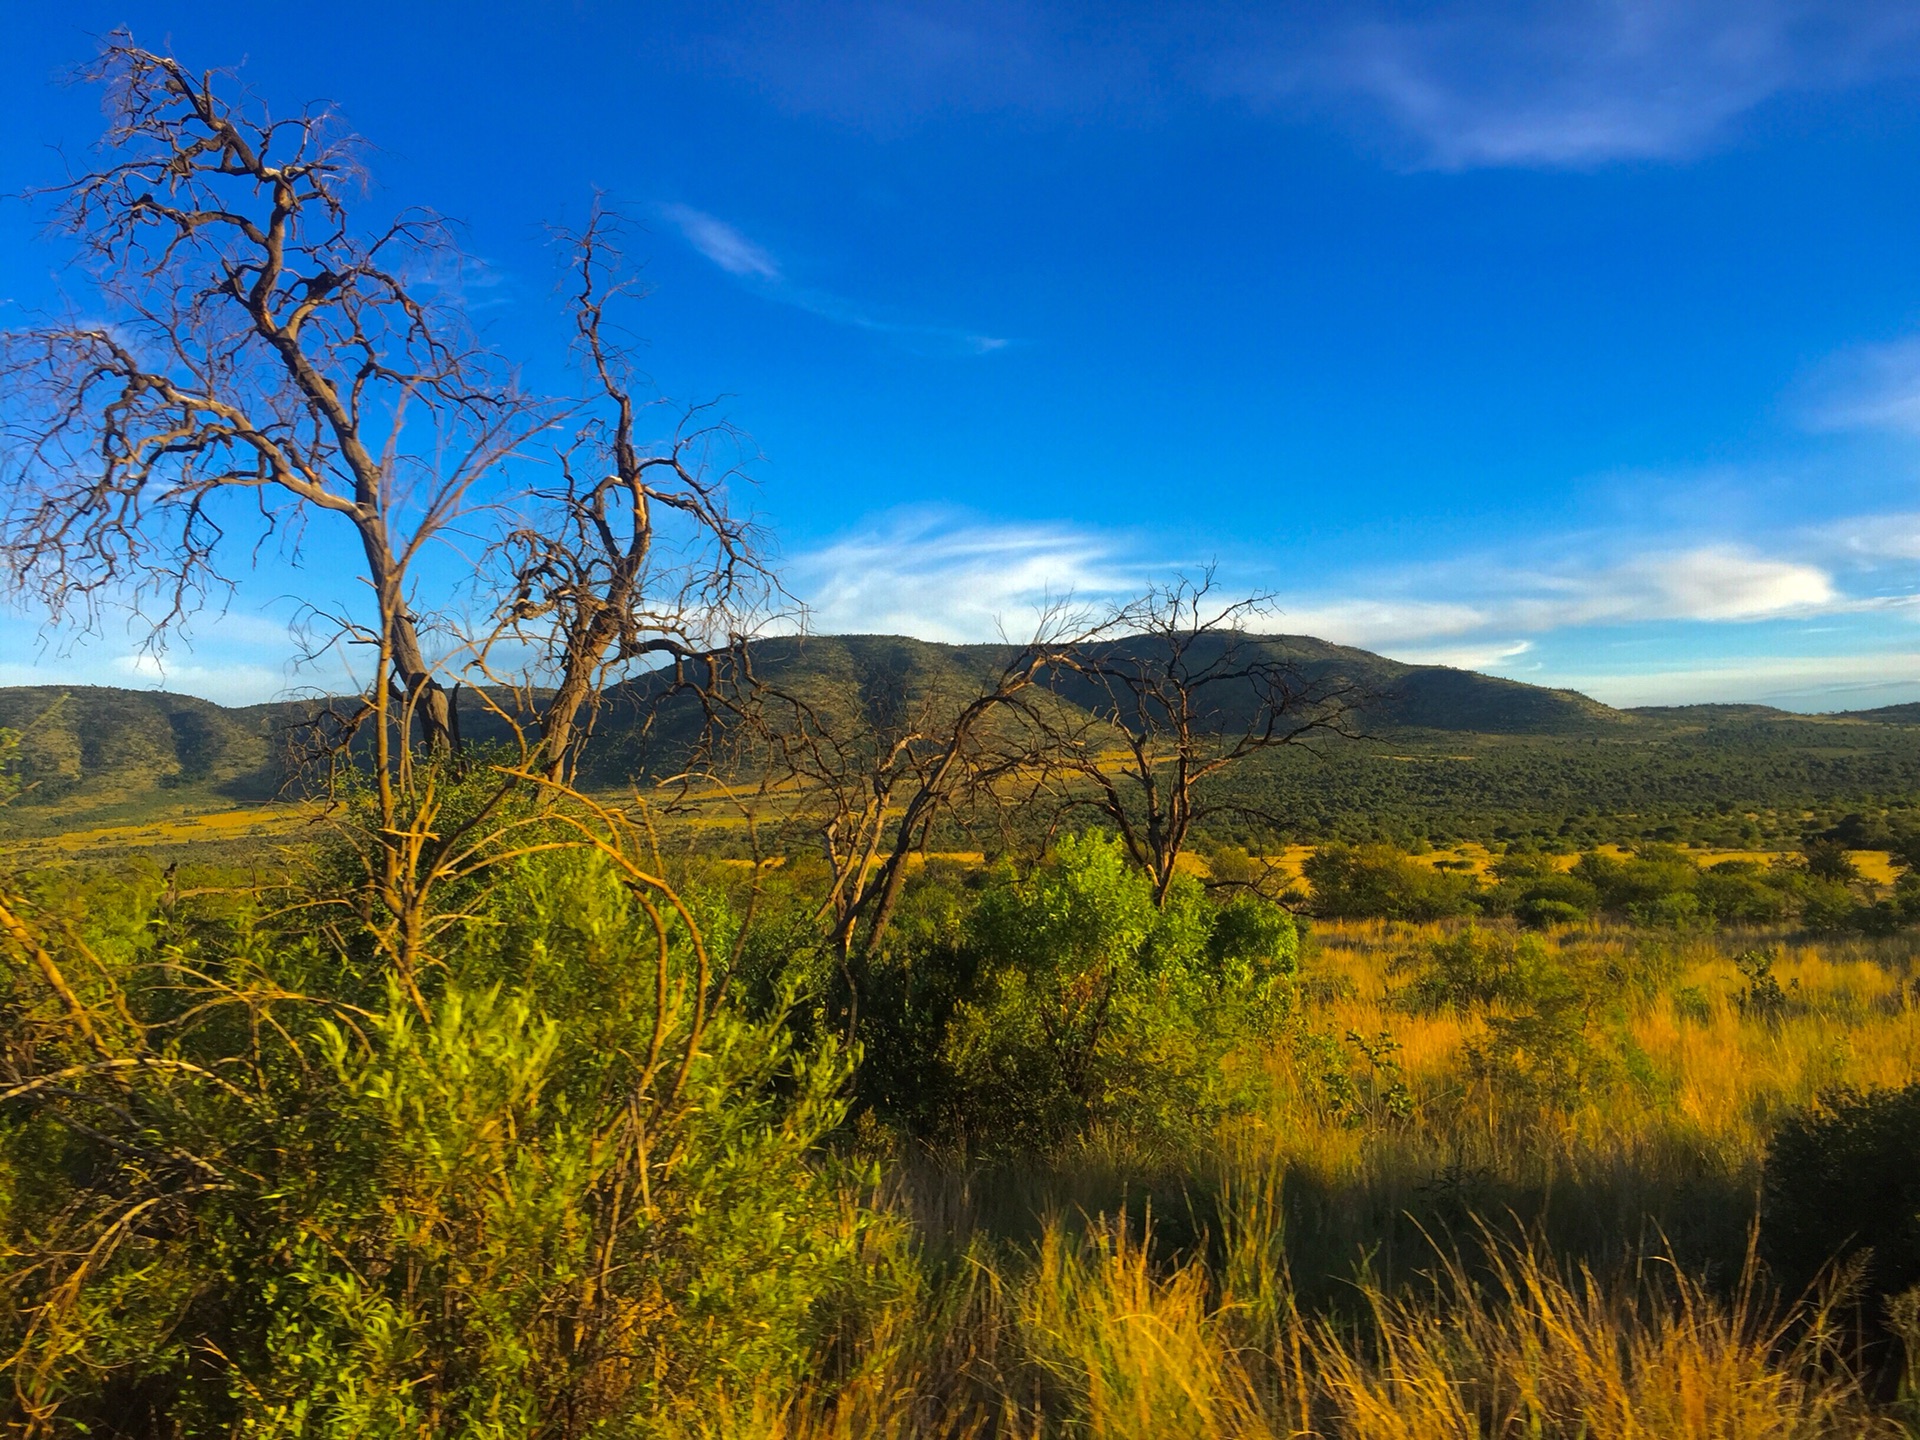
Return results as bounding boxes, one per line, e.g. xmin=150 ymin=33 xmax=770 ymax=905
xmin=1042 ymin=570 xmax=1362 ymax=904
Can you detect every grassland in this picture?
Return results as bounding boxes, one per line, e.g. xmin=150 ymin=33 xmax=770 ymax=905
xmin=734 ymin=915 xmax=1920 ymax=1436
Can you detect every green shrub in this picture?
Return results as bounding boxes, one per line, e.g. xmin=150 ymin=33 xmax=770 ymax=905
xmin=1803 ymin=838 xmax=1861 ymax=884
xmin=1287 ymin=1025 xmax=1416 ymax=1129
xmin=1799 ymin=876 xmax=1860 ymax=933
xmin=0 ymin=850 xmax=888 ymax=1434
xmin=1517 ymin=897 xmax=1587 ymax=929
xmin=1698 ymin=862 xmax=1791 ymax=925
xmin=1468 ymin=970 xmax=1611 ymax=1115
xmin=1571 ymin=845 xmax=1699 ymax=914
xmin=1395 ymin=927 xmax=1559 ymax=1013
xmin=1764 ymin=1083 xmax=1920 ymax=1304
xmin=938 ymin=833 xmax=1294 ymax=1153
xmin=1734 ymin=948 xmax=1794 ymax=1023
xmin=1304 ymin=843 xmax=1478 ymax=920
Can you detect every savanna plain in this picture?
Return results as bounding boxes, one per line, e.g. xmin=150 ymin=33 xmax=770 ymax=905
xmin=1 ymin=33 xmax=1919 ymax=1440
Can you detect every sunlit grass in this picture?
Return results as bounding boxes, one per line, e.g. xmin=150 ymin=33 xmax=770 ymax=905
xmin=739 ymin=919 xmax=1920 ymax=1437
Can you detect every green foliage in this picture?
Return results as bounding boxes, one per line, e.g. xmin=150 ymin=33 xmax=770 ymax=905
xmin=1800 ymin=876 xmax=1862 ymax=933
xmin=936 ymin=833 xmax=1296 ymax=1153
xmin=1396 ymin=927 xmax=1561 ymax=1013
xmin=0 ymin=849 xmax=888 ymax=1435
xmin=1393 ymin=927 xmax=1626 ymax=1116
xmin=1304 ymin=842 xmax=1477 ymax=920
xmin=1305 ymin=835 xmax=1904 ymax=935
xmin=1517 ymin=896 xmax=1589 ymax=929
xmin=1697 ymin=860 xmax=1791 ymax=925
xmin=0 ymin=724 xmax=20 ymax=806
xmin=1733 ymin=948 xmax=1794 ymax=1023
xmin=1287 ymin=1026 xmax=1417 ymax=1129
xmin=1764 ymin=1083 xmax=1920 ymax=1305
xmin=1570 ymin=845 xmax=1699 ymax=918
xmin=1468 ymin=968 xmax=1611 ymax=1115
xmin=1803 ymin=837 xmax=1861 ymax=883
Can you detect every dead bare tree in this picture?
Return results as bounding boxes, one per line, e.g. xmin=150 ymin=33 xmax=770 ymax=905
xmin=1044 ymin=573 xmax=1360 ymax=905
xmin=748 ymin=620 xmax=1087 ymax=978
xmin=0 ymin=39 xmax=777 ymax=992
xmin=473 ymin=207 xmax=778 ymax=786
xmin=0 ymin=38 xmax=547 ymax=761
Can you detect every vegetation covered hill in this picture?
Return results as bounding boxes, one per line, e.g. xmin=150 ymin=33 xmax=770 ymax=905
xmin=6 ymin=635 xmax=1920 ymax=849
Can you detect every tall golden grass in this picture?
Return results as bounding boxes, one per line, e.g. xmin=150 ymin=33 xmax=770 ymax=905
xmin=735 ymin=921 xmax=1920 ymax=1437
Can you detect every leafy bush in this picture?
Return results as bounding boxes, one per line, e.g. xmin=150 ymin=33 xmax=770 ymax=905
xmin=1697 ymin=861 xmax=1791 ymax=925
xmin=1467 ymin=969 xmax=1611 ymax=1114
xmin=1764 ymin=1083 xmax=1920 ymax=1305
xmin=1734 ymin=948 xmax=1794 ymax=1022
xmin=1517 ymin=896 xmax=1588 ymax=929
xmin=1286 ymin=1026 xmax=1417 ymax=1128
xmin=1571 ymin=845 xmax=1699 ymax=913
xmin=1395 ymin=927 xmax=1559 ymax=1013
xmin=1392 ymin=928 xmax=1615 ymax=1114
xmin=1803 ymin=838 xmax=1861 ymax=884
xmin=938 ymin=833 xmax=1295 ymax=1153
xmin=0 ymin=848 xmax=888 ymax=1434
xmin=1799 ymin=876 xmax=1861 ymax=934
xmin=1304 ymin=843 xmax=1478 ymax=920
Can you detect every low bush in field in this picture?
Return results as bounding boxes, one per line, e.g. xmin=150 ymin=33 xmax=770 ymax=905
xmin=1394 ymin=927 xmax=1559 ymax=1012
xmin=1306 ymin=834 xmax=1913 ymax=934
xmin=935 ymin=832 xmax=1299 ymax=1154
xmin=0 ymin=846 xmax=890 ymax=1435
xmin=1764 ymin=1081 xmax=1920 ymax=1305
xmin=1304 ymin=842 xmax=1478 ymax=920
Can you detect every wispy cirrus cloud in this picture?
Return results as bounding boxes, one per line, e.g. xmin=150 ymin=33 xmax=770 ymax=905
xmin=1276 ymin=545 xmax=1839 ymax=650
xmin=1548 ymin=651 xmax=1920 ymax=709
xmin=1251 ymin=0 xmax=1920 ymax=169
xmin=1799 ymin=336 xmax=1920 ymax=435
xmin=789 ymin=511 xmax=1143 ymax=641
xmin=658 ymin=203 xmax=783 ymax=281
xmin=1815 ymin=510 xmax=1920 ymax=564
xmin=687 ymin=2 xmax=1920 ymax=169
xmin=792 ymin=515 xmax=1852 ymax=653
xmin=657 ymin=203 xmax=1008 ymax=356
xmin=787 ymin=514 xmax=1912 ymax=709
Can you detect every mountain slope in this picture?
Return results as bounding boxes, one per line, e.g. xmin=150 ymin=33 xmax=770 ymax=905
xmin=11 ymin=635 xmax=1916 ymax=844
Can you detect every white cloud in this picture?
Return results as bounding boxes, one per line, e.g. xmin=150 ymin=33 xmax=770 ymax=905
xmin=1801 ymin=337 xmax=1920 ymax=434
xmin=656 ymin=203 xmax=1006 ymax=355
xmin=790 ymin=512 xmax=1142 ymax=641
xmin=109 ymin=653 xmax=288 ymax=705
xmin=1558 ymin=546 xmax=1835 ymax=623
xmin=1815 ymin=510 xmax=1920 ymax=564
xmin=1253 ymin=0 xmax=1920 ymax=169
xmin=1551 ymin=651 xmax=1920 ymax=709
xmin=1393 ymin=639 xmax=1536 ymax=670
xmin=0 ymin=605 xmax=343 ymax=707
xmin=684 ymin=3 xmax=1920 ymax=168
xmin=1270 ymin=597 xmax=1493 ymax=648
xmin=658 ymin=204 xmax=783 ymax=281
xmin=1273 ymin=545 xmax=1837 ymax=651
xmin=792 ymin=516 xmax=1848 ymax=664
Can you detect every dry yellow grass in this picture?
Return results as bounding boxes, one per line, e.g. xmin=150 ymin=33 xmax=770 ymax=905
xmin=749 ymin=919 xmax=1920 ymax=1437
xmin=1 ymin=801 xmax=319 ymax=859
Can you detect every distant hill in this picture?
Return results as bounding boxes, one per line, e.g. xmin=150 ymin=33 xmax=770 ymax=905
xmin=1832 ymin=702 xmax=1920 ymax=725
xmin=0 ymin=685 xmax=282 ymax=806
xmin=588 ymin=631 xmax=1627 ymax=753
xmin=6 ymin=634 xmax=1920 ymax=846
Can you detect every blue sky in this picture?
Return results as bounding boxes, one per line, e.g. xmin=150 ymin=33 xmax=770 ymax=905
xmin=7 ymin=1 xmax=1920 ymax=709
